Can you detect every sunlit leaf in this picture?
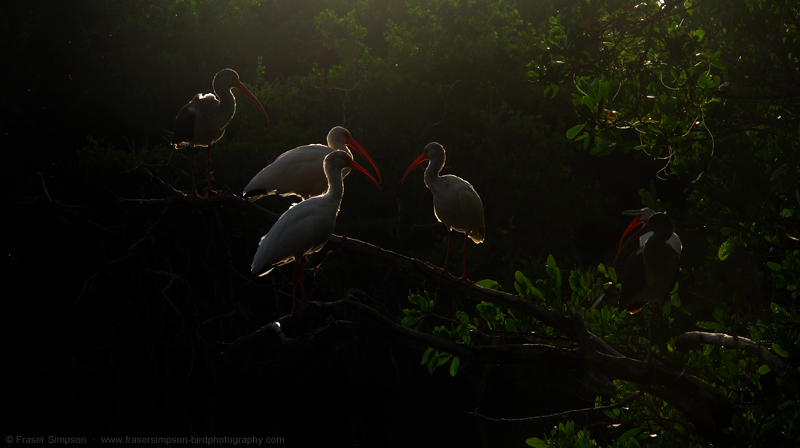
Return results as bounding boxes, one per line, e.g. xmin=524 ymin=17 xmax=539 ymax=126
xmin=476 ymin=279 xmax=501 ymax=290
xmin=566 ymin=123 xmax=586 ymax=139
xmin=449 ymin=356 xmax=460 ymax=377
xmin=773 ymin=344 xmax=789 ymax=358
xmin=526 ymin=438 xmax=548 ymax=448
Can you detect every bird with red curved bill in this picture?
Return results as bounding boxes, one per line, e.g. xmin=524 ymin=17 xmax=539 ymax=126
xmin=243 ymin=126 xmax=382 ymax=201
xmin=401 ymin=142 xmax=485 ymax=282
xmin=614 ymin=210 xmax=682 ymax=362
xmin=251 ymin=150 xmax=383 ymax=315
xmin=172 ymin=68 xmax=270 ymax=198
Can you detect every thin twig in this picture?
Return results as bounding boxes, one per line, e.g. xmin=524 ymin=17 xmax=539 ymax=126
xmin=468 ymin=391 xmax=642 ymax=422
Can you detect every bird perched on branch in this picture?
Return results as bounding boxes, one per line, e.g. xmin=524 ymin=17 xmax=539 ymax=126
xmin=243 ymin=126 xmax=382 ymax=201
xmin=172 ymin=68 xmax=270 ymax=198
xmin=401 ymin=142 xmax=485 ymax=282
xmin=251 ymin=150 xmax=382 ymax=315
xmin=614 ymin=209 xmax=682 ymax=361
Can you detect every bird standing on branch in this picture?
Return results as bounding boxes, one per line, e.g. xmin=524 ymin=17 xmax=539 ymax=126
xmin=401 ymin=142 xmax=485 ymax=282
xmin=251 ymin=150 xmax=383 ymax=315
xmin=614 ymin=210 xmax=682 ymax=362
xmin=172 ymin=68 xmax=270 ymax=198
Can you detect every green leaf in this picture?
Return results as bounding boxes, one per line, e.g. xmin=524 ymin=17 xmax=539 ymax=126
xmin=718 ymin=239 xmax=738 ymax=260
xmin=713 ymin=307 xmax=725 ymax=323
xmin=546 ymin=254 xmax=562 ymax=288
xmin=421 ymin=347 xmax=434 ymax=365
xmin=773 ymin=344 xmax=789 ymax=358
xmin=589 ymin=139 xmax=615 ymax=156
xmin=698 ymin=72 xmax=714 ymax=88
xmin=475 ymin=279 xmax=500 ymax=290
xmin=504 ymin=318 xmax=518 ymax=332
xmin=758 ymin=365 xmax=771 ymax=375
xmin=770 ymin=163 xmax=788 ymax=182
xmin=692 ymin=29 xmax=705 ymax=41
xmin=767 ymin=262 xmax=783 ymax=272
xmin=566 ymin=123 xmax=586 ymax=139
xmin=526 ymin=438 xmax=548 ymax=448
xmin=449 ymin=356 xmax=460 ymax=377
xmin=619 ymin=428 xmax=641 ymax=442
xmin=401 ymin=315 xmax=420 ymax=326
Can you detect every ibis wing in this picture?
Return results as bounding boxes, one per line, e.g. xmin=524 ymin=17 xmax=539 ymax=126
xmin=456 ymin=184 xmax=485 ymax=243
xmin=172 ymin=104 xmax=196 ymax=147
xmin=619 ymin=250 xmax=646 ymax=313
xmin=244 ymin=144 xmax=333 ymax=200
xmin=251 ymin=198 xmax=337 ymax=276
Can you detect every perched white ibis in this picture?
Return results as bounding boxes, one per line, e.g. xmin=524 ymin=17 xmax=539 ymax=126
xmin=243 ymin=126 xmax=382 ymax=201
xmin=251 ymin=150 xmax=382 ymax=314
xmin=401 ymin=142 xmax=485 ymax=281
xmin=614 ymin=210 xmax=682 ymax=361
xmin=172 ymin=68 xmax=270 ymax=197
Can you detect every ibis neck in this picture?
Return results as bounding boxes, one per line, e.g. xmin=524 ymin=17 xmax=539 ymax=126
xmin=644 ymin=228 xmax=672 ymax=253
xmin=323 ymin=167 xmax=346 ymax=204
xmin=214 ymin=81 xmax=237 ymax=115
xmin=423 ymin=156 xmax=445 ymax=189
xmin=328 ymin=140 xmax=352 ymax=158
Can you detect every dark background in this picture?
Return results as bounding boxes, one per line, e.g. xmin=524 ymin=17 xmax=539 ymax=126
xmin=4 ymin=0 xmax=797 ymax=446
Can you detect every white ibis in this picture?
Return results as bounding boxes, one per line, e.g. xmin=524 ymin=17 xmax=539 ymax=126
xmin=251 ymin=150 xmax=382 ymax=314
xmin=243 ymin=126 xmax=382 ymax=201
xmin=614 ymin=211 xmax=682 ymax=361
xmin=172 ymin=68 xmax=270 ymax=197
xmin=401 ymin=142 xmax=485 ymax=281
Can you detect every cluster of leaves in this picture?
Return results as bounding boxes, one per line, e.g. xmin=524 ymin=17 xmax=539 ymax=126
xmin=402 ymin=245 xmax=798 ymax=445
xmin=402 ymin=289 xmax=530 ymax=376
xmin=524 ymin=0 xmax=800 ymax=444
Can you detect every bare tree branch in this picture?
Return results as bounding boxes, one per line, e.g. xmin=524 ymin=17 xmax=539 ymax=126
xmin=468 ymin=391 xmax=642 ymax=423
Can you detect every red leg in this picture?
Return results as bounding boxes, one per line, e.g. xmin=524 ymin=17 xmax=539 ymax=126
xmin=204 ymin=147 xmax=213 ymax=198
xmin=188 ymin=144 xmax=199 ymax=199
xmin=298 ymin=259 xmax=307 ymax=309
xmin=290 ymin=259 xmax=300 ymax=316
xmin=644 ymin=302 xmax=661 ymax=365
xmin=439 ymin=229 xmax=453 ymax=280
xmin=458 ymin=234 xmax=474 ymax=284
xmin=289 ymin=255 xmax=319 ymax=318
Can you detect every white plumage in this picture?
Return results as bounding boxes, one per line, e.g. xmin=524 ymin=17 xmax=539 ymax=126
xmin=402 ymin=142 xmax=485 ymax=280
xmin=243 ymin=126 xmax=382 ymax=201
xmin=251 ymin=150 xmax=382 ymax=313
